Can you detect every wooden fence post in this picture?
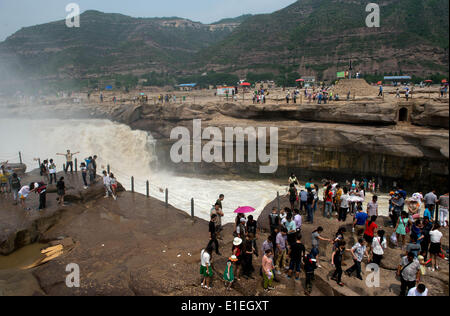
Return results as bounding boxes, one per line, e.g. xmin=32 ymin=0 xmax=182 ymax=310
xmin=146 ymin=180 xmax=149 ymax=197
xmin=131 ymin=176 xmax=134 ymax=193
xmin=191 ymin=198 xmax=194 ymax=218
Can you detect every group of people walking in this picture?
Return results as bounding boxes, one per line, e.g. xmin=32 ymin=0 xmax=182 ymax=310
xmin=199 ymin=174 xmax=448 ymax=296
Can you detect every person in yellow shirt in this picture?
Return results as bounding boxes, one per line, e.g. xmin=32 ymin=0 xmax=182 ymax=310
xmin=335 ymin=185 xmax=343 ymax=215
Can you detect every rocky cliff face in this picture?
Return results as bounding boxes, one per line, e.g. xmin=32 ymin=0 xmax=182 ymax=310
xmin=109 ymin=99 xmax=449 ymax=191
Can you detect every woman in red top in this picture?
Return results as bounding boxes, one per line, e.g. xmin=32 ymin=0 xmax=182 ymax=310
xmin=364 ymin=215 xmax=378 ymax=253
xmin=324 ymin=185 xmax=334 ymax=218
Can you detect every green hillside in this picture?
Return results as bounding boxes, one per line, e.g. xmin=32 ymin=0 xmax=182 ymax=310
xmin=196 ymin=0 xmax=449 ymax=79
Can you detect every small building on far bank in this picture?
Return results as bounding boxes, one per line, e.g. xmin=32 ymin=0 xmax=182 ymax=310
xmin=176 ymin=83 xmax=197 ymax=91
xmin=384 ymin=76 xmax=411 ymax=86
xmin=301 ymin=76 xmax=316 ymax=86
xmin=216 ymin=86 xmax=236 ymax=96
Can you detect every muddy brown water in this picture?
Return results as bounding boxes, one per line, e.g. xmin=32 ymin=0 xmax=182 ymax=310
xmin=0 ymin=243 xmax=49 ymax=270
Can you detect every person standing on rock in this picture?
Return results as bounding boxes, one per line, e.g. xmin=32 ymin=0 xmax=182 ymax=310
xmin=367 ymin=195 xmax=378 ymax=218
xmin=288 ymin=183 xmax=298 ymax=212
xmin=275 ymin=227 xmax=288 ymax=274
xmin=209 ymin=214 xmax=221 ymax=255
xmin=287 ymin=234 xmax=305 ymax=281
xmin=262 ymin=249 xmax=275 ymax=292
xmin=429 ymin=223 xmax=443 ymax=272
xmin=395 ymin=211 xmax=412 ymax=250
xmin=102 ymin=170 xmax=112 ymax=198
xmin=398 ymin=252 xmax=421 ymax=296
xmin=9 ymin=173 xmax=21 ymax=205
xmin=57 ymin=150 xmax=79 ymax=173
xmin=331 ymin=240 xmax=346 ymax=287
xmin=339 ymin=187 xmax=350 ymax=222
xmin=56 ymin=176 xmax=65 ymax=206
xmin=353 ymin=205 xmax=368 ymax=238
xmin=200 ymin=244 xmax=213 ymax=290
xmin=39 ymin=159 xmax=49 ymax=183
xmin=110 ymin=173 xmax=118 ymax=200
xmin=345 ymin=238 xmax=369 ymax=281
xmin=87 ymin=157 xmax=95 ymax=185
xmin=223 ymin=256 xmax=236 ymax=290
xmin=378 ymin=84 xmax=383 ymax=97
xmin=424 ymin=190 xmax=438 ymax=220
xmin=80 ymin=162 xmax=88 ymax=189
xmin=48 ymin=159 xmax=57 ymax=184
xmin=246 ymin=215 xmax=258 ymax=255
xmin=324 ymin=185 xmax=333 ymax=219
xmin=232 ymin=237 xmax=243 ymax=281
xmin=311 ymin=226 xmax=332 ymax=268
xmin=370 ymin=230 xmax=387 ymax=266
xmin=437 ymin=192 xmax=449 ymax=227
xmin=303 ymin=252 xmax=317 ymax=296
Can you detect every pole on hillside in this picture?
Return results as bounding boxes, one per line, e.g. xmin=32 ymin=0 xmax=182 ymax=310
xmin=165 ymin=188 xmax=168 ymax=208
xmin=38 ymin=158 xmax=41 ymax=169
xmin=19 ymin=152 xmax=22 ymax=164
xmin=74 ymin=158 xmax=77 ymax=172
xmin=131 ymin=176 xmax=134 ymax=193
xmin=277 ymin=191 xmax=281 ymax=213
xmin=107 ymin=164 xmax=110 ymax=174
xmin=191 ymin=198 xmax=194 ymax=218
xmin=146 ymin=180 xmax=149 ymax=197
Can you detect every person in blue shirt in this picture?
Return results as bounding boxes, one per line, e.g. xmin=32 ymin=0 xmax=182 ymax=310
xmin=423 ymin=208 xmax=432 ymax=221
xmin=353 ymin=207 xmax=368 ymax=238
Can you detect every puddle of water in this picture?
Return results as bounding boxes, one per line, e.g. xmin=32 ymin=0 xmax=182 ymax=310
xmin=100 ymin=212 xmax=129 ymax=223
xmin=0 ymin=243 xmax=49 ymax=270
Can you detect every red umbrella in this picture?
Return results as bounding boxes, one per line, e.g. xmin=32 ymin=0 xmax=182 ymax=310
xmin=240 ymin=82 xmax=251 ymax=86
xmin=442 ymin=79 xmax=448 ymax=83
xmin=425 ymin=80 xmax=433 ymax=83
xmin=377 ymin=81 xmax=382 ymax=85
xmin=234 ymin=206 xmax=255 ymax=214
xmin=296 ymin=79 xmax=304 ymax=82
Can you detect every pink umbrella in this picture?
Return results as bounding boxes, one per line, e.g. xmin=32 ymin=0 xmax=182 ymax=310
xmin=296 ymin=79 xmax=304 ymax=82
xmin=234 ymin=206 xmax=255 ymax=214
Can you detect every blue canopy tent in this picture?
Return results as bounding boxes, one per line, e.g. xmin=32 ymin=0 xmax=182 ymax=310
xmin=384 ymin=76 xmax=411 ymax=86
xmin=176 ymin=83 xmax=197 ymax=91
xmin=105 ymin=85 xmax=113 ymax=91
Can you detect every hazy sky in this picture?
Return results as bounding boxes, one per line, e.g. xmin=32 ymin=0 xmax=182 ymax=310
xmin=0 ymin=0 xmax=296 ymax=41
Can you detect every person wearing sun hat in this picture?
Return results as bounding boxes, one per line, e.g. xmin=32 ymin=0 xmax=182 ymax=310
xmin=223 ymin=256 xmax=237 ymax=290
xmin=232 ymin=237 xmax=243 ymax=281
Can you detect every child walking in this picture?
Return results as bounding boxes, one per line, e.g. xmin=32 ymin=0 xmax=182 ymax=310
xmin=223 ymin=256 xmax=236 ymax=290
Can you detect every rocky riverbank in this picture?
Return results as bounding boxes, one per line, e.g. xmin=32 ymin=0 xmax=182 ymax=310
xmin=1 ymin=172 xmax=448 ymax=296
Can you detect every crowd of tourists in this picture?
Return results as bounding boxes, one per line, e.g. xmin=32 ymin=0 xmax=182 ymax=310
xmin=0 ymin=149 xmax=118 ymax=211
xmin=199 ymin=175 xmax=448 ymax=296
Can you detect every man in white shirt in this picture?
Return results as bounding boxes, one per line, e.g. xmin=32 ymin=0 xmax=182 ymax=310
xmin=48 ymin=159 xmax=57 ymax=184
xmin=102 ymin=170 xmax=112 ymax=198
xmin=408 ymin=284 xmax=428 ymax=296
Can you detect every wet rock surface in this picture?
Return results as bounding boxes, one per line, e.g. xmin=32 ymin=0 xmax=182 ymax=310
xmin=0 ymin=170 xmax=124 ymax=255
